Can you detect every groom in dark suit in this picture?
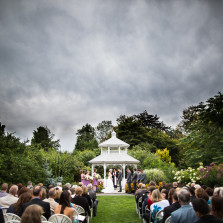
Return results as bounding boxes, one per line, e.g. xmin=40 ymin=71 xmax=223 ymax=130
xmin=118 ymin=168 xmax=122 ymax=192
xmin=127 ymin=168 xmax=132 ymax=194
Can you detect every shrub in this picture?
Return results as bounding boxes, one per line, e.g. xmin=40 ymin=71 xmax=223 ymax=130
xmin=198 ymin=163 xmax=223 ymax=187
xmin=144 ymin=168 xmax=166 ymax=184
xmin=172 ymin=166 xmax=201 ymax=185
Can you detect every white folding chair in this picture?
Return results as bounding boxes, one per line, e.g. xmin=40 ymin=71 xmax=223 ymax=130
xmin=155 ymin=209 xmax=164 ymax=222
xmin=165 ymin=216 xmax=171 ymax=223
xmin=2 ymin=207 xmax=9 ymax=214
xmin=4 ymin=213 xmax=21 ymax=222
xmin=138 ymin=197 xmax=143 ymax=218
xmin=5 ymin=220 xmax=20 ymax=223
xmin=75 ymin=205 xmax=88 ymax=223
xmin=50 ymin=209 xmax=54 ymax=216
xmin=41 ymin=215 xmax=47 ymax=222
xmin=48 ymin=214 xmax=72 ymax=223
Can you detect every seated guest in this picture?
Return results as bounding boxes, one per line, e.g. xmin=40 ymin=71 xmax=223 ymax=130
xmin=150 ymin=189 xmax=169 ymax=220
xmin=149 ymin=181 xmax=156 ymax=186
xmin=17 ymin=183 xmax=23 ymax=192
xmin=0 ymin=185 xmax=18 ymax=207
xmin=160 ymin=182 xmax=167 ymax=192
xmin=40 ymin=187 xmax=47 ymax=200
xmin=21 ymin=204 xmax=43 ymax=223
xmin=56 ymin=182 xmax=62 ymax=191
xmin=87 ymin=183 xmax=98 ymax=216
xmin=135 ymin=183 xmax=143 ymax=198
xmin=161 ymin=192 xmax=180 ymax=223
xmin=189 ymin=187 xmax=196 ymax=203
xmin=192 ymin=198 xmax=223 ymax=223
xmin=168 ymin=188 xmax=176 ymax=205
xmin=173 ymin=182 xmax=178 ymax=189
xmin=54 ymin=190 xmax=74 ymax=221
xmin=82 ymin=185 xmax=92 ymax=207
xmin=161 ymin=189 xmax=168 ymax=200
xmin=27 ymin=181 xmax=33 ymax=190
xmin=205 ymin=187 xmax=213 ymax=203
xmin=44 ymin=188 xmax=58 ymax=210
xmin=211 ymin=196 xmax=223 ymax=220
xmin=136 ymin=184 xmax=147 ymax=204
xmin=18 ymin=187 xmax=29 ymax=197
xmin=54 ymin=189 xmax=62 ymax=203
xmin=170 ymin=189 xmax=199 ymax=223
xmin=0 ymin=183 xmax=8 ymax=198
xmin=195 ymin=188 xmax=209 ymax=202
xmin=70 ymin=187 xmax=76 ymax=198
xmin=0 ymin=207 xmax=5 ymax=223
xmin=19 ymin=185 xmax=50 ymax=220
xmin=71 ymin=187 xmax=90 ymax=217
xmin=7 ymin=192 xmax=32 ymax=215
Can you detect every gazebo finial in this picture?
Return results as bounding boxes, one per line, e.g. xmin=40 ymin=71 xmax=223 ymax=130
xmin=111 ymin=131 xmax=116 ymax=138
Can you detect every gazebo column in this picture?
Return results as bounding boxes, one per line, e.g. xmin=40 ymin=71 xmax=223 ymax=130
xmin=91 ymin=164 xmax=95 ymax=176
xmin=103 ymin=163 xmax=107 ymax=187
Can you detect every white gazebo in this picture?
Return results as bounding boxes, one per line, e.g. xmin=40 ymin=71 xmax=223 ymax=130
xmin=89 ymin=131 xmax=139 ymax=187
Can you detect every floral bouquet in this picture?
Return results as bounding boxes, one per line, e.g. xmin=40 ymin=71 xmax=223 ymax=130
xmin=85 ymin=175 xmax=89 ymax=180
xmin=95 ymin=174 xmax=101 ymax=180
xmin=89 ymin=176 xmax=93 ymax=182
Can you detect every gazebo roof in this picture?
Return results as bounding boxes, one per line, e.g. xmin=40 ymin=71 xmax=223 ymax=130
xmin=98 ymin=131 xmax=129 ymax=148
xmin=89 ymin=153 xmax=139 ymax=164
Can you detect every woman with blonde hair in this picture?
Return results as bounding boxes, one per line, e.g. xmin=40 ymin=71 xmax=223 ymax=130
xmin=150 ymin=189 xmax=169 ymax=221
xmin=21 ymin=204 xmax=43 ymax=223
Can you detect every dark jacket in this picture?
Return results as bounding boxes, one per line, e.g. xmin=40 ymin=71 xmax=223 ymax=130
xmin=0 ymin=208 xmax=4 ymax=223
xmin=71 ymin=196 xmax=90 ymax=216
xmin=136 ymin=189 xmax=148 ymax=204
xmin=19 ymin=198 xmax=50 ymax=219
xmin=82 ymin=194 xmax=92 ymax=207
xmin=161 ymin=202 xmax=181 ymax=223
xmin=88 ymin=189 xmax=96 ymax=202
xmin=195 ymin=215 xmax=223 ymax=223
xmin=132 ymin=172 xmax=137 ymax=184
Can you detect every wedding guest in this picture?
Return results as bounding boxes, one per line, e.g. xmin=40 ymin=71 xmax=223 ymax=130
xmin=112 ymin=169 xmax=118 ymax=189
xmin=56 ymin=182 xmax=62 ymax=191
xmin=140 ymin=170 xmax=147 ymax=184
xmin=0 ymin=185 xmax=18 ymax=207
xmin=93 ymin=168 xmax=98 ymax=191
xmin=195 ymin=188 xmax=209 ymax=202
xmin=44 ymin=188 xmax=58 ymax=210
xmin=71 ymin=187 xmax=90 ymax=223
xmin=192 ymin=198 xmax=223 ymax=223
xmin=54 ymin=190 xmax=74 ymax=221
xmin=161 ymin=192 xmax=180 ymax=223
xmin=70 ymin=187 xmax=76 ymax=198
xmin=168 ymin=188 xmax=176 ymax=205
xmin=17 ymin=183 xmax=23 ymax=192
xmin=27 ymin=181 xmax=33 ymax=190
xmin=135 ymin=183 xmax=143 ymax=198
xmin=85 ymin=171 xmax=90 ymax=186
xmin=18 ymin=187 xmax=29 ymax=197
xmin=172 ymin=182 xmax=178 ymax=189
xmin=55 ymin=189 xmax=62 ymax=203
xmin=21 ymin=204 xmax=43 ymax=223
xmin=0 ymin=207 xmax=4 ymax=223
xmin=150 ymin=189 xmax=169 ymax=219
xmin=81 ymin=170 xmax=86 ymax=186
xmin=211 ymin=196 xmax=223 ymax=220
xmin=0 ymin=183 xmax=8 ymax=198
xmin=189 ymin=187 xmax=196 ymax=203
xmin=136 ymin=184 xmax=147 ymax=204
xmin=19 ymin=185 xmax=50 ymax=220
xmin=126 ymin=168 xmax=132 ymax=194
xmin=7 ymin=192 xmax=32 ymax=215
xmin=40 ymin=187 xmax=47 ymax=200
xmin=170 ymin=189 xmax=199 ymax=223
xmin=87 ymin=184 xmax=98 ymax=216
xmin=132 ymin=169 xmax=138 ymax=193
xmin=82 ymin=185 xmax=92 ymax=207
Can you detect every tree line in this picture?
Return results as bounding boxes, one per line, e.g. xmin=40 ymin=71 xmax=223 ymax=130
xmin=0 ymin=92 xmax=222 ymax=185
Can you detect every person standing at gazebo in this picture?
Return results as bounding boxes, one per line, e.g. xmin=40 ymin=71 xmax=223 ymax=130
xmin=118 ymin=168 xmax=122 ymax=192
xmin=132 ymin=169 xmax=138 ymax=193
xmin=127 ymin=168 xmax=132 ymax=194
xmin=92 ymin=168 xmax=98 ymax=191
xmin=112 ymin=169 xmax=118 ymax=189
xmin=81 ymin=170 xmax=86 ymax=186
xmin=85 ymin=171 xmax=90 ymax=186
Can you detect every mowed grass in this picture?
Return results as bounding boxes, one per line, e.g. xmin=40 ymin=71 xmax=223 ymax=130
xmin=90 ymin=195 xmax=139 ymax=223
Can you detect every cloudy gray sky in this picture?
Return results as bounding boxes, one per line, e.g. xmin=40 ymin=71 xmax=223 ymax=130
xmin=1 ymin=0 xmax=223 ymax=152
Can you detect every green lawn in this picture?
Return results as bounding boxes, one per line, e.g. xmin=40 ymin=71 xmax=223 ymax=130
xmin=90 ymin=195 xmax=140 ymax=223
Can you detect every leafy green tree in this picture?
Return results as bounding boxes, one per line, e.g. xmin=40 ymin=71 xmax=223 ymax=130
xmin=96 ymin=120 xmax=113 ymax=142
xmin=180 ymin=92 xmax=223 ymax=167
xmin=31 ymin=126 xmax=60 ymax=150
xmin=75 ymin=123 xmax=98 ymax=151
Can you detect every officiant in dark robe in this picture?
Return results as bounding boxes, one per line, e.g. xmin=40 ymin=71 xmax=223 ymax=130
xmin=112 ymin=169 xmax=118 ymax=188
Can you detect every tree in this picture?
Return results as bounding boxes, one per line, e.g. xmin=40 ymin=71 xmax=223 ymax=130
xmin=75 ymin=123 xmax=98 ymax=151
xmin=180 ymin=92 xmax=223 ymax=167
xmin=31 ymin=126 xmax=60 ymax=150
xmin=96 ymin=120 xmax=113 ymax=142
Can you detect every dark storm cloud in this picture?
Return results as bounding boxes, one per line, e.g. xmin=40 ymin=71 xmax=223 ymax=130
xmin=0 ymin=0 xmax=223 ymax=151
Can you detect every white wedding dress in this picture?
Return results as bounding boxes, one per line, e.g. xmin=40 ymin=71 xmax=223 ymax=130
xmin=102 ymin=172 xmax=114 ymax=193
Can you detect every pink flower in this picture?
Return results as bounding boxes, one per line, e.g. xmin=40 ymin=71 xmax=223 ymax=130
xmin=217 ymin=174 xmax=221 ymax=179
xmin=210 ymin=162 xmax=215 ymax=166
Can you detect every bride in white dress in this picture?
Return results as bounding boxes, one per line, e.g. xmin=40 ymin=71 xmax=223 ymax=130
xmin=102 ymin=169 xmax=114 ymax=193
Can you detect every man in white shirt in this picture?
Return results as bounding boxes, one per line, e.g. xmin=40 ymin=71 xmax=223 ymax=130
xmin=43 ymin=188 xmax=58 ymax=210
xmin=0 ymin=185 xmax=18 ymax=207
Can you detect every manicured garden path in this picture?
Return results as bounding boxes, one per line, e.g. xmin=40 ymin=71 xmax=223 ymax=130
xmin=90 ymin=195 xmax=139 ymax=223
